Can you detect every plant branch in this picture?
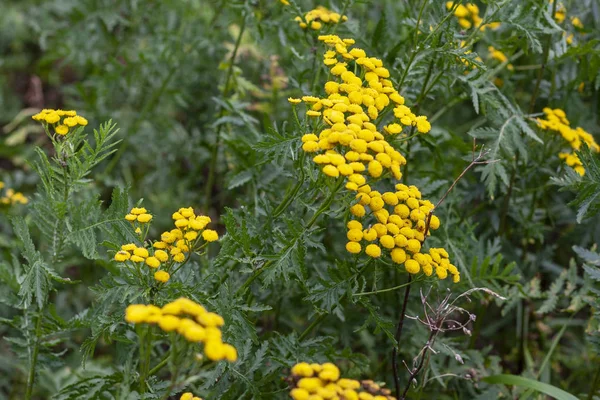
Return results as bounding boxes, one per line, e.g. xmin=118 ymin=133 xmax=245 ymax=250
xmin=392 ymin=275 xmax=413 ymax=399
xmin=25 ymin=311 xmax=42 ymax=400
xmin=203 ymin=13 xmax=247 ymax=213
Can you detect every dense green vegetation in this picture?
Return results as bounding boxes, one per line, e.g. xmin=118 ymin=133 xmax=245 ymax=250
xmin=1 ymin=0 xmax=599 ymax=399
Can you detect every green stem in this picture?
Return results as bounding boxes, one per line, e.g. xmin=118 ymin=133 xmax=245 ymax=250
xmin=331 ymin=0 xmax=350 ymax=35
xmin=393 ymin=275 xmax=413 ymax=399
xmin=203 ymin=13 xmax=248 ymax=213
xmin=500 ymin=0 xmax=557 ymax=234
xmin=588 ymin=357 xmax=600 ymax=400
xmin=298 ymin=314 xmax=327 ymax=341
xmin=139 ymin=326 xmax=153 ymax=394
xmin=272 ymin=152 xmax=306 ymax=218
xmin=235 ymin=177 xmax=344 ymax=296
xmin=149 ymin=352 xmax=170 ymax=376
xmin=25 ymin=311 xmax=43 ymax=400
xmin=528 ymin=0 xmax=557 ymax=115
xmin=353 ymin=277 xmax=418 ymax=296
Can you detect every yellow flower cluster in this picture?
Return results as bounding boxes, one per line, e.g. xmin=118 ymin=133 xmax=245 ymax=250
xmin=125 ymin=207 xmax=153 ymax=223
xmin=488 ymin=46 xmax=514 ymax=71
xmin=125 ymin=298 xmax=237 ymax=362
xmin=31 ymin=109 xmax=88 ymax=136
xmin=297 ymin=35 xmax=431 ymax=178
xmin=0 ymin=182 xmax=28 ymax=206
xmin=114 ymin=206 xmax=219 ymax=283
xmin=292 ymin=35 xmax=459 ymax=283
xmin=289 ymin=362 xmax=395 ymax=400
xmin=445 ymin=2 xmax=500 ymax=31
xmin=295 ymin=7 xmax=348 ymax=30
xmin=346 ymin=184 xmax=459 ymax=282
xmin=180 ymin=393 xmax=203 ymax=400
xmin=552 ymin=1 xmax=566 ymax=23
xmin=537 ymin=108 xmax=599 ymax=176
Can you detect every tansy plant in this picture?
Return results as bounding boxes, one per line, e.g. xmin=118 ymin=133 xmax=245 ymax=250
xmin=292 ymin=34 xmax=460 ymax=283
xmin=114 ymin=205 xmax=219 ymax=284
xmin=2 ymin=0 xmax=600 ymax=399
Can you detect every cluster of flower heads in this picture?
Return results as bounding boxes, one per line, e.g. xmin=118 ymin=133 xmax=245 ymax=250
xmin=0 ymin=181 xmax=28 ymax=206
xmin=289 ymin=362 xmax=395 ymax=400
xmin=125 ymin=298 xmax=237 ymax=362
xmin=346 ymin=184 xmax=459 ymax=282
xmin=293 ymin=6 xmax=348 ymax=30
xmin=536 ymin=108 xmax=599 ymax=176
xmin=114 ymin=206 xmax=219 ymax=283
xmin=550 ymin=0 xmax=585 ymax=44
xmin=31 ymin=109 xmax=88 ymax=136
xmin=446 ymin=2 xmax=500 ymax=31
xmin=291 ymin=35 xmax=460 ymax=283
xmin=180 ymin=393 xmax=203 ymax=400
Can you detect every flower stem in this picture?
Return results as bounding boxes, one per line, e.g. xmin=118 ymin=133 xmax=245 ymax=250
xmin=25 ymin=311 xmax=42 ymax=400
xmin=298 ymin=313 xmax=327 ymax=341
xmin=203 ymin=13 xmax=247 ymax=214
xmin=138 ymin=326 xmax=153 ymax=394
xmin=235 ymin=177 xmax=344 ymax=296
xmin=392 ymin=275 xmax=412 ymax=399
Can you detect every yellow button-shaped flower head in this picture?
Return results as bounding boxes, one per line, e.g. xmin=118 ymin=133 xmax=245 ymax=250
xmin=121 ymin=243 xmax=137 ymax=251
xmin=391 ymin=248 xmax=407 ymax=264
xmin=114 ymin=250 xmax=131 ymax=262
xmin=158 ymin=315 xmax=181 ymax=332
xmin=133 ymin=247 xmax=149 ymax=258
xmin=125 ymin=304 xmax=150 ymax=323
xmin=368 ymin=160 xmax=383 ymax=178
xmin=365 ymin=244 xmax=381 ymax=258
xmin=347 ymin=229 xmax=363 ymax=242
xmin=291 ymin=362 xmax=314 ymax=377
xmin=405 ymin=259 xmax=420 ymax=274
xmin=137 ymin=213 xmax=153 ymax=223
xmin=298 ymin=377 xmax=323 ymax=392
xmin=154 ymin=270 xmax=170 ymax=283
xmin=290 ymin=388 xmax=310 ymax=400
xmin=350 ymin=204 xmax=365 ymax=217
xmin=379 ymin=235 xmax=395 ymax=249
xmin=202 ymin=229 xmax=219 ymax=242
xmin=436 ymin=266 xmax=448 ymax=279
xmin=429 ymin=215 xmax=440 ymax=230
xmin=346 ymin=241 xmax=362 ymax=254
xmin=146 ymin=256 xmax=161 ymax=268
xmin=180 ymin=393 xmax=194 ymax=400
xmin=183 ymin=323 xmax=206 ymax=342
xmin=154 ymin=249 xmax=169 ymax=262
xmin=322 ymin=165 xmax=339 ymax=177
xmin=204 ymin=340 xmax=226 ymax=361
xmin=319 ymin=363 xmax=340 ymax=381
xmin=223 ymin=343 xmax=237 ymax=362
xmin=406 ymin=239 xmax=421 ymax=254
xmin=55 ymin=124 xmax=69 ymax=135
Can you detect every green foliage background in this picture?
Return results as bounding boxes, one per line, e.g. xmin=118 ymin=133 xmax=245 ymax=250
xmin=1 ymin=0 xmax=600 ymax=399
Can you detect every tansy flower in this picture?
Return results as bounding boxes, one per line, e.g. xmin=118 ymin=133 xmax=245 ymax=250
xmin=288 ymin=362 xmax=395 ymax=399
xmin=154 ymin=270 xmax=170 ymax=283
xmin=125 ymin=298 xmax=236 ymax=362
xmin=289 ymin=34 xmax=458 ymax=283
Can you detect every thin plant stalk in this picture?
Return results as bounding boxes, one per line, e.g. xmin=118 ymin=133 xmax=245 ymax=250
xmin=25 ymin=311 xmax=42 ymax=400
xmin=392 ymin=275 xmax=412 ymax=399
xmin=203 ymin=13 xmax=248 ymax=213
xmin=235 ymin=177 xmax=344 ymax=296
